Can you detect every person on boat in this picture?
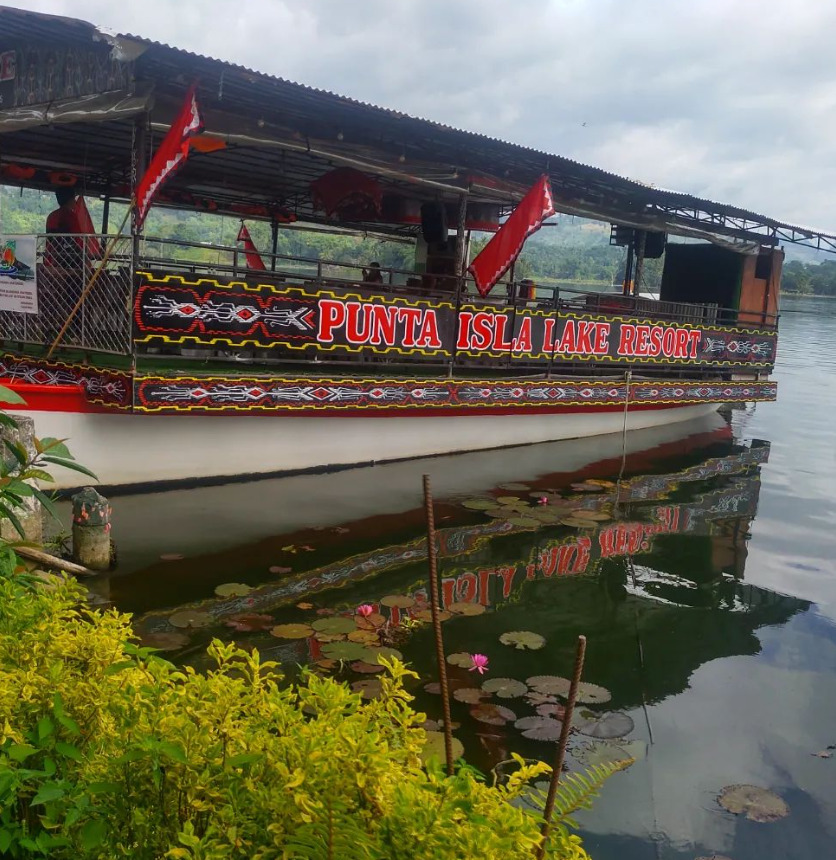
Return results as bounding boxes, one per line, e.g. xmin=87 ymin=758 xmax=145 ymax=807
xmin=362 ymin=261 xmax=384 ymax=284
xmin=44 ymin=188 xmax=85 ymax=269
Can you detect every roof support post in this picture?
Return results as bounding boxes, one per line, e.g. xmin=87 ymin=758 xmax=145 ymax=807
xmin=270 ymin=219 xmax=279 ymax=272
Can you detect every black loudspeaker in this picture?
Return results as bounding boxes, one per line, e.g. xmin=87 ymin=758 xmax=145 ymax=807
xmin=644 ymin=231 xmax=666 ymax=258
xmin=421 ymin=201 xmax=448 ymax=244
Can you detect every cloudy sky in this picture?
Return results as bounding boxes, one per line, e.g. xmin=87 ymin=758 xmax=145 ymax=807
xmin=13 ymin=0 xmax=836 ymax=229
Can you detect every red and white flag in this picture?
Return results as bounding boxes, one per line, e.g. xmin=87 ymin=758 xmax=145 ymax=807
xmin=237 ymin=222 xmax=267 ymax=270
xmin=468 ymin=175 xmax=556 ymax=297
xmin=135 ymin=84 xmax=204 ymax=228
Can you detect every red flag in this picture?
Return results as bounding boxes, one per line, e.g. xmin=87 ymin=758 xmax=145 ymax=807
xmin=236 ymin=222 xmax=267 ymax=270
xmin=135 ymin=85 xmax=203 ymax=228
xmin=468 ymin=175 xmax=555 ymax=297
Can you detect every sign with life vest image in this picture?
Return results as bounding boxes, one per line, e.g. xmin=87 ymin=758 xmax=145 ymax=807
xmin=0 ymin=235 xmax=38 ymax=314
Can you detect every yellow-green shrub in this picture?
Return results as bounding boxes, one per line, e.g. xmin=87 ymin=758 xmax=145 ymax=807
xmin=0 ymin=568 xmax=598 ymax=859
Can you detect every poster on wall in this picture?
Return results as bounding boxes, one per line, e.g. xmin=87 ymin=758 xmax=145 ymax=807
xmin=0 ymin=235 xmax=39 ymax=314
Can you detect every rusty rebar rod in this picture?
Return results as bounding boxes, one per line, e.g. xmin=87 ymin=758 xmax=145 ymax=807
xmin=536 ymin=634 xmax=587 ymax=859
xmin=422 ymin=474 xmax=454 ymax=776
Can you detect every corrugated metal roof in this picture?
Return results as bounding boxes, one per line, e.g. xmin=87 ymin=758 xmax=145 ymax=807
xmin=2 ymin=3 xmax=835 ymax=249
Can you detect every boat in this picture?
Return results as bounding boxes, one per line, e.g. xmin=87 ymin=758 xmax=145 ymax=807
xmin=0 ymin=6 xmax=819 ymax=491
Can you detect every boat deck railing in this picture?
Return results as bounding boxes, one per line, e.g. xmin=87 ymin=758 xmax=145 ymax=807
xmin=0 ymin=233 xmax=777 ymax=364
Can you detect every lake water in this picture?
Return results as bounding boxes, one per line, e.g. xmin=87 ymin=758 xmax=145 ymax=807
xmin=99 ymin=295 xmax=836 ymax=860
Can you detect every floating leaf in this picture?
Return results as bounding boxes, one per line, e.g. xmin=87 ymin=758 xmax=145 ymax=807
xmin=356 ymin=612 xmax=387 ymax=629
xmin=561 ymin=517 xmax=597 ymax=528
xmin=515 ymin=715 xmax=562 ymax=741
xmin=269 ymin=565 xmax=292 ymax=574
xmin=214 ymin=582 xmax=252 ymax=598
xmin=571 ymin=510 xmax=612 ymax=522
xmin=448 ymin=601 xmax=486 ymax=616
xmin=270 ymin=623 xmax=313 ymax=640
xmin=526 ymin=676 xmax=571 ymax=696
xmin=496 ymin=495 xmax=522 ymax=504
xmin=315 ymin=658 xmax=339 ymax=670
xmin=481 ymin=678 xmax=527 ymax=699
xmin=139 ymin=632 xmax=190 ymax=651
xmin=315 ymin=608 xmax=335 ymax=616
xmin=498 ymin=483 xmax=530 ymax=491
xmin=461 ymin=498 xmax=500 ymax=510
xmin=380 ymin=595 xmax=415 ymax=609
xmin=717 ymin=784 xmax=789 ymax=823
xmin=320 ymin=641 xmax=370 ymax=661
xmin=363 ymin=645 xmax=402 ymax=662
xmin=575 ymin=682 xmax=612 ymax=705
xmin=311 ymin=616 xmax=357 ymax=635
xmin=421 ymin=731 xmax=464 ymax=764
xmin=424 ymin=679 xmax=468 ymax=695
xmin=224 ymin=613 xmax=274 ymax=632
xmin=447 ymin=652 xmax=475 ymax=668
xmin=483 ymin=507 xmax=516 ymax=518
xmin=453 ymin=687 xmax=490 ymax=704
xmin=160 ymin=553 xmax=184 ymax=562
xmin=296 ymin=602 xmax=314 ymax=610
xmin=421 ymin=718 xmax=461 ymax=732
xmin=314 ymin=632 xmax=346 ymax=643
xmin=169 ymin=610 xmax=212 ymax=629
xmin=470 ymin=703 xmax=517 ymax=725
xmin=572 ymin=739 xmax=645 ymax=768
xmin=351 ymin=679 xmax=383 ymax=699
xmin=508 ymin=516 xmax=542 ymax=529
xmin=347 ymin=629 xmax=379 ymax=645
xmin=526 ymin=692 xmax=558 ymax=706
xmin=414 ymin=609 xmax=452 ymax=623
xmin=350 ymin=661 xmax=385 ymax=674
xmin=536 ymin=703 xmax=566 ymax=719
xmin=579 ymin=711 xmax=634 ymax=739
xmin=500 ymin=631 xmax=546 ymax=650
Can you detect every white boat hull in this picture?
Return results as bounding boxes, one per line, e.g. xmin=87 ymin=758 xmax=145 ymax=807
xmin=14 ymin=402 xmax=720 ymax=490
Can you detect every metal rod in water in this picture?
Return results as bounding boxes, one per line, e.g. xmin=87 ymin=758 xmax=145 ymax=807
xmin=422 ymin=474 xmax=455 ymax=776
xmin=536 ymin=634 xmax=587 ymax=859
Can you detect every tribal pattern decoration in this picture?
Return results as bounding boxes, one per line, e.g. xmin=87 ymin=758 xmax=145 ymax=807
xmin=133 ymin=374 xmax=778 ymax=414
xmin=134 ymin=270 xmax=778 ymax=369
xmin=0 ymin=353 xmax=132 ymax=408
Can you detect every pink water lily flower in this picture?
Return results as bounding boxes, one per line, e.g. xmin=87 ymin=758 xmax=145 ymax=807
xmin=356 ymin=604 xmax=374 ymax=617
xmin=468 ymin=654 xmax=489 ymax=674
xmin=537 ymin=496 xmax=549 ymax=506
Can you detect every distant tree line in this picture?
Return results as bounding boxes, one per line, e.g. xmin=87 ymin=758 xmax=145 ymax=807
xmin=781 ymin=259 xmax=836 ymax=296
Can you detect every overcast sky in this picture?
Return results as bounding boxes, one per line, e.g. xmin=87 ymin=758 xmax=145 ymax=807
xmin=12 ymin=0 xmax=836 ymax=230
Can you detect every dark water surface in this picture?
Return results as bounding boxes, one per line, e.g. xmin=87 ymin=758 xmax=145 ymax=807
xmin=98 ymin=296 xmax=836 ymax=860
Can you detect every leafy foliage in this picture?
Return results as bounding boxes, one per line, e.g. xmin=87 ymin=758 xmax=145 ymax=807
xmin=0 ymin=569 xmax=604 ymax=859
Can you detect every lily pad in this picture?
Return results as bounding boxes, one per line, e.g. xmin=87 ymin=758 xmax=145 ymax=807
xmin=526 ymin=692 xmax=559 ymax=706
xmin=483 ymin=507 xmax=516 ymax=518
xmin=527 ymin=676 xmax=571 ymax=696
xmin=496 ymin=495 xmax=522 ymax=504
xmin=717 ymin=785 xmax=789 ymax=823
xmin=311 ymin=616 xmax=357 ymax=635
xmin=424 ymin=678 xmax=469 ymax=695
xmin=351 ymin=679 xmax=383 ymax=699
xmin=214 ymin=582 xmax=252 ymax=598
xmin=498 ymin=483 xmax=530 ymax=491
xmin=169 ymin=610 xmax=212 ymax=629
xmin=536 ymin=703 xmax=567 ymax=719
xmin=561 ymin=517 xmax=597 ymax=528
xmin=447 ymin=602 xmax=486 ymax=616
xmin=421 ymin=731 xmax=464 ymax=764
xmin=314 ymin=632 xmax=346 ymax=643
xmin=481 ymin=678 xmax=528 ymax=699
xmin=414 ymin=609 xmax=452 ymax=623
xmin=270 ymin=623 xmax=314 ymax=640
xmin=571 ymin=510 xmax=612 ymax=522
xmin=515 ymin=715 xmax=563 ymax=741
xmin=315 ymin=658 xmax=338 ymax=671
xmin=470 ymin=704 xmax=517 ymax=726
xmin=320 ymin=641 xmax=370 ymax=661
xmin=579 ymin=711 xmax=634 ymax=739
xmin=461 ymin=498 xmax=500 ymax=510
xmin=362 ymin=645 xmax=402 ymax=662
xmin=139 ymin=631 xmax=190 ymax=651
xmin=508 ymin=517 xmax=542 ymax=529
xmin=347 ymin=629 xmax=380 ymax=645
xmin=572 ymin=739 xmax=645 ymax=768
xmin=224 ymin=613 xmax=274 ymax=632
xmin=500 ymin=631 xmax=546 ymax=650
xmin=356 ymin=612 xmax=387 ymax=630
xmin=447 ymin=652 xmax=476 ymax=668
xmin=575 ymin=682 xmax=612 ymax=705
xmin=269 ymin=565 xmax=292 ymax=574
xmin=350 ymin=661 xmax=385 ymax=674
xmin=380 ymin=595 xmax=416 ymax=609
xmin=453 ymin=687 xmax=490 ymax=704
xmin=422 ymin=718 xmax=461 ymax=732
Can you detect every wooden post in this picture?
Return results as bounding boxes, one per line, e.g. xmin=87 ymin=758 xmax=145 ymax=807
xmin=536 ymin=635 xmax=587 ymax=860
xmin=71 ymin=486 xmax=112 ymax=571
xmin=422 ymin=474 xmax=455 ymax=776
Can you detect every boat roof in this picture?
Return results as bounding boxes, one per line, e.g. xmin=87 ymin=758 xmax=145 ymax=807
xmin=1 ymin=4 xmax=835 ymax=252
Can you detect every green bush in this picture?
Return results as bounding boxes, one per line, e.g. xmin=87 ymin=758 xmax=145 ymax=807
xmin=0 ymin=568 xmax=609 ymax=859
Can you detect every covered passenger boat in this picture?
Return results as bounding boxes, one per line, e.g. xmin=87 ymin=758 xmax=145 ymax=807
xmin=0 ymin=6 xmax=823 ymax=489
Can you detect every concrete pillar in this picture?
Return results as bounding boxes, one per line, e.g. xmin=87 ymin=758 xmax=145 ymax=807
xmin=72 ymin=486 xmax=112 ymax=570
xmin=0 ymin=414 xmax=43 ymax=543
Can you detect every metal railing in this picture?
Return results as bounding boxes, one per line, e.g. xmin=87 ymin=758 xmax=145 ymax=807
xmin=0 ymin=234 xmax=134 ymax=355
